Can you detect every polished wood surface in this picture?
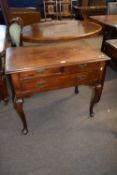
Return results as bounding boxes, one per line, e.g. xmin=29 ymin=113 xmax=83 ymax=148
xmin=90 ymin=15 xmax=117 ymax=28
xmin=10 ymin=8 xmax=40 ymax=26
xmin=22 ymin=20 xmax=102 ymax=43
xmin=74 ymin=0 xmax=106 ymax=20
xmin=6 ymin=45 xmax=108 ymax=74
xmin=0 ymin=25 xmax=9 ymax=103
xmin=6 ymin=44 xmax=110 ymax=134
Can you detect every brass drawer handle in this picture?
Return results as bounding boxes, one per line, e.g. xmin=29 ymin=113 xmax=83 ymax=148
xmin=77 ymin=75 xmax=86 ymax=80
xmin=37 ymin=81 xmax=46 ymax=88
xmin=78 ymin=64 xmax=87 ymax=69
xmin=36 ymin=68 xmax=47 ymax=74
xmin=49 ymin=72 xmax=62 ymax=76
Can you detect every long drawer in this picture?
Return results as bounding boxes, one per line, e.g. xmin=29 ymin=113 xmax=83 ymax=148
xmin=20 ymin=70 xmax=98 ymax=93
xmin=19 ymin=62 xmax=100 ymax=80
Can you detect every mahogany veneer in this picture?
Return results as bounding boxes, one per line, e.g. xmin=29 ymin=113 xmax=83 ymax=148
xmin=5 ymin=44 xmax=110 ymax=134
xmin=22 ymin=20 xmax=102 ymax=43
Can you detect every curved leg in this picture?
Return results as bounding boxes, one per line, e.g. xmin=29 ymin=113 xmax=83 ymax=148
xmin=75 ymin=86 xmax=79 ymax=94
xmin=14 ymin=97 xmax=28 ymax=135
xmin=90 ymin=84 xmax=102 ymax=117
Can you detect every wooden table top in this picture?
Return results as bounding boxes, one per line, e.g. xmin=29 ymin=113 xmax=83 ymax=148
xmin=22 ymin=19 xmax=102 ymax=43
xmin=90 ymin=15 xmax=117 ymax=28
xmin=6 ymin=44 xmax=109 ymax=74
xmin=0 ymin=25 xmax=6 ymax=54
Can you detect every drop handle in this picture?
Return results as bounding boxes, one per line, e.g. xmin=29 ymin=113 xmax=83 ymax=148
xmin=37 ymin=81 xmax=46 ymax=88
xmin=36 ymin=68 xmax=47 ymax=74
xmin=78 ymin=64 xmax=87 ymax=69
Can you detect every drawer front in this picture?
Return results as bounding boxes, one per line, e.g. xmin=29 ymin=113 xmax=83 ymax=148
xmin=19 ymin=62 xmax=100 ymax=79
xmin=64 ymin=62 xmax=100 ymax=73
xmin=20 ymin=70 xmax=98 ymax=93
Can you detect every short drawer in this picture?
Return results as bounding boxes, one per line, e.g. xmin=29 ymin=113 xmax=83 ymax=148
xmin=20 ymin=70 xmax=98 ymax=93
xmin=19 ymin=67 xmax=62 ymax=79
xmin=19 ymin=62 xmax=100 ymax=80
xmin=64 ymin=62 xmax=100 ymax=73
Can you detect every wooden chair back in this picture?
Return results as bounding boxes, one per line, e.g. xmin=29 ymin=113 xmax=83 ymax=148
xmin=59 ymin=0 xmax=73 ymax=19
xmin=43 ymin=0 xmax=73 ymax=21
xmin=43 ymin=0 xmax=58 ymax=21
xmin=107 ymin=2 xmax=117 ymax=15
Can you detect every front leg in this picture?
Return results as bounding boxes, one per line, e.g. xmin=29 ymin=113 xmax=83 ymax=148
xmin=14 ymin=97 xmax=28 ymax=135
xmin=90 ymin=84 xmax=103 ymax=117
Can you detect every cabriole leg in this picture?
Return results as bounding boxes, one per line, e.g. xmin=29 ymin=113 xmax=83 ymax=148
xmin=90 ymin=84 xmax=103 ymax=117
xmin=14 ymin=97 xmax=28 ymax=135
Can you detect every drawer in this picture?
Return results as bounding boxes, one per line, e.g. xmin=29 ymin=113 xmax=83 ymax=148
xmin=19 ymin=67 xmax=63 ymax=79
xmin=20 ymin=70 xmax=98 ymax=93
xmin=19 ymin=62 xmax=100 ymax=79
